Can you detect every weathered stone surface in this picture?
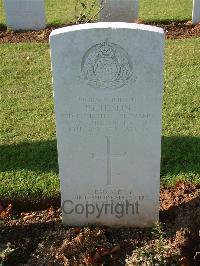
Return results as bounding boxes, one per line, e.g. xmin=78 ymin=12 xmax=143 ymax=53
xmin=192 ymin=0 xmax=200 ymax=24
xmin=50 ymin=22 xmax=164 ymax=227
xmin=99 ymin=0 xmax=138 ymax=22
xmin=3 ymin=0 xmax=46 ymax=30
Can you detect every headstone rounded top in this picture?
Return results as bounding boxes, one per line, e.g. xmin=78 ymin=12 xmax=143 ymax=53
xmin=49 ymin=22 xmax=164 ymax=39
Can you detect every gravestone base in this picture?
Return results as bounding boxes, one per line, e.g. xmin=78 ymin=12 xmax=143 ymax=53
xmin=61 ymin=186 xmax=159 ymax=227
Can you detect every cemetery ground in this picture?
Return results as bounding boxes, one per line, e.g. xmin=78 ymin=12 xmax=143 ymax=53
xmin=0 ymin=0 xmax=200 ymax=42
xmin=1 ymin=40 xmax=200 ymax=265
xmin=0 ymin=1 xmax=200 ymax=266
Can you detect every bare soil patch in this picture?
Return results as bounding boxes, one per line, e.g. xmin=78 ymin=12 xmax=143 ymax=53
xmin=0 ymin=21 xmax=200 ymax=44
xmin=0 ymin=183 xmax=199 ymax=265
xmin=153 ymin=20 xmax=200 ymax=40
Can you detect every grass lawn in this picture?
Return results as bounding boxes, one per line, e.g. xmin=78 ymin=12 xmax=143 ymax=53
xmin=0 ymin=0 xmax=193 ymax=27
xmin=0 ymin=38 xmax=199 ymax=202
xmin=162 ymin=38 xmax=200 ymax=185
xmin=140 ymin=0 xmax=193 ymax=23
xmin=0 ymin=44 xmax=59 ymax=201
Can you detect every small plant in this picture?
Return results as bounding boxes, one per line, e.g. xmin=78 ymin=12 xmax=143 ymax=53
xmin=74 ymin=0 xmax=105 ymax=24
xmin=0 ymin=243 xmax=15 ymax=266
xmin=126 ymin=223 xmax=180 ymax=265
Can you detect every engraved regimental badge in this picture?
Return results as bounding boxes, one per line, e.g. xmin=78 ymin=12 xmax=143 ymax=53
xmin=81 ymin=40 xmax=133 ymax=91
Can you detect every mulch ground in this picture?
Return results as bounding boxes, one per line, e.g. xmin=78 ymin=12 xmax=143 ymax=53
xmin=0 ymin=182 xmax=199 ymax=265
xmin=0 ymin=21 xmax=200 ymax=44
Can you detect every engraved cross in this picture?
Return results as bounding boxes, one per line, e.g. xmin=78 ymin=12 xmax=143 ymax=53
xmin=91 ymin=136 xmax=127 ymax=185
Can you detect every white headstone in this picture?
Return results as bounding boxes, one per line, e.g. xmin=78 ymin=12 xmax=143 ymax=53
xmin=50 ymin=22 xmax=164 ymax=227
xmin=3 ymin=0 xmax=46 ymax=30
xmin=99 ymin=0 xmax=138 ymax=22
xmin=192 ymin=0 xmax=200 ymax=24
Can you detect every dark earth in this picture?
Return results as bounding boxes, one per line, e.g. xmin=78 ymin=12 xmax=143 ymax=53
xmin=0 ymin=21 xmax=200 ymax=43
xmin=0 ymin=183 xmax=200 ymax=265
